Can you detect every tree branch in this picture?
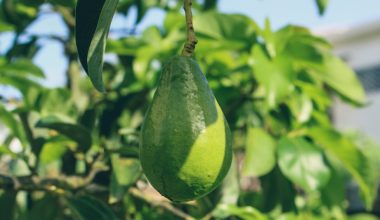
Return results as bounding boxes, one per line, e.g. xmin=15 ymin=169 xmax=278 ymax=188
xmin=129 ymin=187 xmax=195 ymax=220
xmin=0 ymin=164 xmax=107 ymax=194
xmin=181 ymin=0 xmax=197 ymax=57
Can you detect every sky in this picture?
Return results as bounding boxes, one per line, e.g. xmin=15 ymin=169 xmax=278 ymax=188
xmin=1 ymin=0 xmax=380 ymax=95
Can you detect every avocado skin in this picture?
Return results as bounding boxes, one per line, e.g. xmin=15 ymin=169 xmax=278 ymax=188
xmin=140 ymin=55 xmax=232 ymax=202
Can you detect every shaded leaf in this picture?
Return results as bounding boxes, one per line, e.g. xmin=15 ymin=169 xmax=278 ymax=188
xmin=242 ymin=127 xmax=276 ymax=177
xmin=0 ymin=191 xmax=17 ymax=220
xmin=36 ymin=115 xmax=92 ymax=152
xmin=316 ymin=0 xmax=329 ymax=15
xmin=320 ymin=160 xmax=346 ymax=207
xmin=76 ymin=0 xmax=118 ymax=92
xmin=278 ymin=137 xmax=330 ymax=191
xmin=67 ymin=196 xmax=117 ymax=220
xmin=260 ymin=167 xmax=296 ymax=212
xmin=20 ymin=195 xmax=59 ymax=220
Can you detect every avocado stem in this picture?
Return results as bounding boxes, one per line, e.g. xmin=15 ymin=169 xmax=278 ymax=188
xmin=181 ymin=0 xmax=198 ymax=57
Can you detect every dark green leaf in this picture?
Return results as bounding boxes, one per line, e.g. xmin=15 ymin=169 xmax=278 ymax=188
xmin=67 ymin=196 xmax=117 ymax=220
xmin=75 ymin=0 xmax=118 ymax=92
xmin=320 ymin=161 xmax=346 ymax=207
xmin=316 ymin=0 xmax=329 ymax=15
xmin=260 ymin=167 xmax=296 ymax=212
xmin=0 ymin=191 xmax=17 ymax=220
xmin=278 ymin=137 xmax=330 ymax=191
xmin=242 ymin=127 xmax=276 ymax=177
xmin=20 ymin=195 xmax=59 ymax=220
xmin=36 ymin=115 xmax=92 ymax=152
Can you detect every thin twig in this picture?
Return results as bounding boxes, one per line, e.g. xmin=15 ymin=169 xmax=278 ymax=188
xmin=129 ymin=187 xmax=195 ymax=220
xmin=181 ymin=0 xmax=197 ymax=57
xmin=0 ymin=164 xmax=107 ymax=193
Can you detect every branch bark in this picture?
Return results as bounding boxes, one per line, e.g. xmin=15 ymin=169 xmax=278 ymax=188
xmin=181 ymin=0 xmax=197 ymax=57
xmin=129 ymin=187 xmax=195 ymax=220
xmin=0 ymin=164 xmax=107 ymax=194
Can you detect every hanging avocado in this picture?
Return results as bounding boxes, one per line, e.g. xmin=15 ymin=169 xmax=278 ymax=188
xmin=140 ymin=55 xmax=233 ymax=202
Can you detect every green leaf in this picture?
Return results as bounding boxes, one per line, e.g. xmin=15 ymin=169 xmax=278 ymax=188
xmin=39 ymin=136 xmax=71 ymax=164
xmin=320 ymin=161 xmax=346 ymax=207
xmin=36 ymin=116 xmax=92 ymax=152
xmin=252 ymin=45 xmax=295 ymax=107
xmin=0 ymin=191 xmax=17 ymax=220
xmin=242 ymin=127 xmax=276 ymax=177
xmin=111 ymin=155 xmax=141 ymax=186
xmin=20 ymin=195 xmax=59 ymax=220
xmin=348 ymin=214 xmax=379 ymax=220
xmin=38 ymin=88 xmax=77 ymax=118
xmin=0 ymin=20 xmax=14 ymax=31
xmin=194 ymin=12 xmax=257 ymax=52
xmin=0 ymin=104 xmax=26 ymax=146
xmin=316 ymin=0 xmax=329 ymax=15
xmin=67 ymin=196 xmax=117 ymax=220
xmin=287 ymin=93 xmax=313 ymax=123
xmin=277 ymin=137 xmax=331 ymax=191
xmin=75 ymin=0 xmax=118 ymax=92
xmin=49 ymin=0 xmax=76 ymax=7
xmin=212 ymin=204 xmax=267 ymax=220
xmin=109 ymin=154 xmax=141 ymax=203
xmin=219 ymin=155 xmax=240 ymax=205
xmin=308 ymin=127 xmax=374 ymax=208
xmin=163 ymin=11 xmax=184 ymax=31
xmin=0 ymin=73 xmax=42 ymax=95
xmin=260 ymin=167 xmax=296 ymax=212
xmin=311 ymin=56 xmax=366 ymax=105
xmin=1 ymin=59 xmax=44 ymax=78
xmin=0 ymin=145 xmax=17 ymax=157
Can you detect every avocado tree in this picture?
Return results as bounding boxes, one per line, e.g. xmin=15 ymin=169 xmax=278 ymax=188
xmin=0 ymin=0 xmax=379 ymax=219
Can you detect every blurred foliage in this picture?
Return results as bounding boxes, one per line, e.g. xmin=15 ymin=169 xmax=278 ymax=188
xmin=0 ymin=0 xmax=379 ymax=219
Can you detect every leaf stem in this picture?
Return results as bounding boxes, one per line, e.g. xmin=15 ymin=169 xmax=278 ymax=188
xmin=181 ymin=0 xmax=197 ymax=57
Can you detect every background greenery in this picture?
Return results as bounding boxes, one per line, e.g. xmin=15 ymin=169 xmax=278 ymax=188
xmin=0 ymin=0 xmax=379 ymax=219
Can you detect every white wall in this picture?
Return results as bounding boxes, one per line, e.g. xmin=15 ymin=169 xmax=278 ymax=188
xmin=332 ymin=91 xmax=380 ymax=141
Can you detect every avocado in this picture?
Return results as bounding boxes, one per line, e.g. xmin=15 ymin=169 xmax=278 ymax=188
xmin=140 ymin=55 xmax=232 ymax=202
